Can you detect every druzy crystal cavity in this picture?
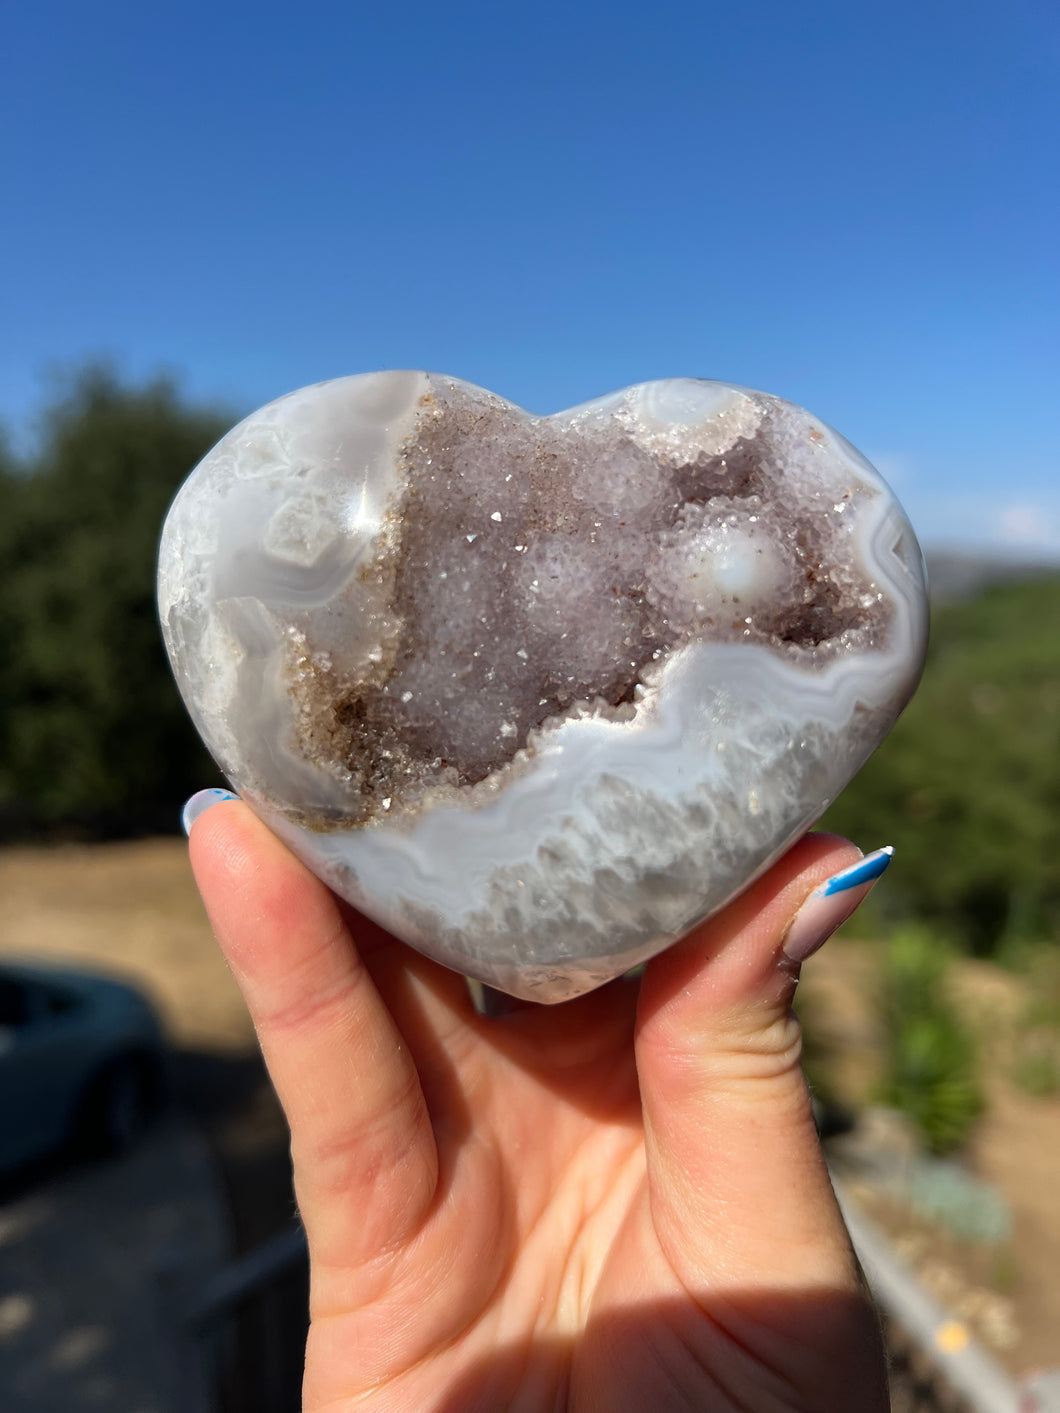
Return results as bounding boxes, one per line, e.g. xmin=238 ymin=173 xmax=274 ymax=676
xmin=159 ymin=374 xmax=928 ymax=1000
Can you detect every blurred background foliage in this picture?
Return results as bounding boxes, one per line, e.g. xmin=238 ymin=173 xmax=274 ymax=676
xmin=1 ymin=364 xmax=1059 ymax=1153
xmin=823 ymin=574 xmax=1060 ymax=957
xmin=1 ymin=363 xmax=1058 ymax=965
xmin=874 ymin=924 xmax=985 ymax=1155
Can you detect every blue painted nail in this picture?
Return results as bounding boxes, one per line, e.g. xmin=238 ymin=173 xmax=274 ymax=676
xmin=818 ymin=846 xmax=894 ymax=896
xmin=182 ymin=787 xmax=239 ymax=836
xmin=782 ymin=847 xmax=893 ymax=964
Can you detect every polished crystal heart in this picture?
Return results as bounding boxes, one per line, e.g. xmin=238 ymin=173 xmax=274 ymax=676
xmin=159 ymin=374 xmax=927 ymax=1001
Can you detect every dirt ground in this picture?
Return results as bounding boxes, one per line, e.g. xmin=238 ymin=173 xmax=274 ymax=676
xmin=2 ymin=839 xmax=1058 ymax=1380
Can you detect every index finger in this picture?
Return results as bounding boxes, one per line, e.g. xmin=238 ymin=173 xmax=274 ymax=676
xmin=188 ymin=800 xmax=439 ymax=1263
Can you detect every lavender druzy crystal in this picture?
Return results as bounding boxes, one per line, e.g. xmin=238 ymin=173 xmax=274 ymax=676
xmin=159 ymin=374 xmax=928 ymax=1000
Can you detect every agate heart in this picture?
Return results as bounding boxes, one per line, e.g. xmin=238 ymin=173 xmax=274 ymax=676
xmin=158 ymin=374 xmax=928 ymax=1001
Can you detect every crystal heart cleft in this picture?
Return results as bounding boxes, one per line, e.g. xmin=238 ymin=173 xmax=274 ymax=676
xmin=158 ymin=374 xmax=927 ymax=1001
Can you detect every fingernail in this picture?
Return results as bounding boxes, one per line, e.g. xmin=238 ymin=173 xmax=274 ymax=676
xmin=781 ymin=847 xmax=893 ymax=964
xmin=182 ymin=787 xmax=239 ymax=836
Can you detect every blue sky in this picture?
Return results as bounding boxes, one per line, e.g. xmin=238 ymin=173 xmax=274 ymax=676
xmin=2 ymin=0 xmax=1057 ymax=556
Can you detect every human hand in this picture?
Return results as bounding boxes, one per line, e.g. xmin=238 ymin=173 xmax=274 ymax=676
xmin=188 ymin=799 xmax=888 ymax=1412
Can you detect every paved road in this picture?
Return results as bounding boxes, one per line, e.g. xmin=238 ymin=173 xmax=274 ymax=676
xmin=0 ymin=1119 xmax=228 ymax=1413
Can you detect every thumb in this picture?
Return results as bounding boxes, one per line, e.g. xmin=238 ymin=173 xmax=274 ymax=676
xmin=635 ymin=832 xmax=890 ymax=1293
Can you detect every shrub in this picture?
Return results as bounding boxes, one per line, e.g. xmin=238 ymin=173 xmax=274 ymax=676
xmin=876 ymin=925 xmax=984 ymax=1154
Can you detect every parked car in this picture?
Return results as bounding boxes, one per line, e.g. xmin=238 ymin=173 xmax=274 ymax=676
xmin=0 ymin=958 xmax=165 ymax=1172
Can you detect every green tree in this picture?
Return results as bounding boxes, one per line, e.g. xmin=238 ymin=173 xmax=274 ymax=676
xmin=0 ymin=433 xmax=22 ymax=807
xmin=0 ymin=367 xmax=231 ymax=833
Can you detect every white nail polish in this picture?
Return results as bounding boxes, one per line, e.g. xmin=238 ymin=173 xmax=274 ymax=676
xmin=182 ymin=787 xmax=239 ymax=836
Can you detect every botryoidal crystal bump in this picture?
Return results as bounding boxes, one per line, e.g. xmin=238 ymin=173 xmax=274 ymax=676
xmin=158 ymin=374 xmax=928 ymax=1001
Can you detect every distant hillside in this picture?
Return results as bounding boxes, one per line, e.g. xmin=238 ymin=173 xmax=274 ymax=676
xmin=924 ymin=550 xmax=1060 ymax=604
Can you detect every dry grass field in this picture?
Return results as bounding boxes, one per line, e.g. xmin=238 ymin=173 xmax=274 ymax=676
xmin=0 ymin=838 xmax=254 ymax=1053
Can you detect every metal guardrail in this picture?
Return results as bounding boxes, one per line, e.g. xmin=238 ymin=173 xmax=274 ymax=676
xmin=182 ymin=1224 xmax=308 ymax=1336
xmin=837 ymin=1184 xmax=1060 ymax=1413
xmin=157 ymin=1224 xmax=308 ymax=1413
